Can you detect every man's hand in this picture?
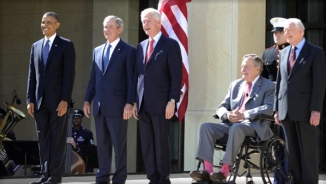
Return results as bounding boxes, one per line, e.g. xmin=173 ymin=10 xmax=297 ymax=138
xmin=227 ymin=110 xmax=244 ymax=123
xmin=165 ymin=101 xmax=175 ymax=119
xmin=123 ymin=104 xmax=133 ymax=120
xmin=274 ymin=111 xmax=282 ymax=125
xmin=56 ymin=101 xmax=68 ymax=117
xmin=310 ymin=111 xmax=320 ymax=126
xmin=66 ymin=137 xmax=76 ymax=149
xmin=83 ymin=101 xmax=91 ymax=118
xmin=132 ymin=103 xmax=138 ymax=120
xmin=27 ymin=103 xmax=35 ymax=118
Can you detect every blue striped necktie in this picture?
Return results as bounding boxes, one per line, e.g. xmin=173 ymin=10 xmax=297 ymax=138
xmin=43 ymin=40 xmax=50 ymax=65
xmin=103 ymin=44 xmax=112 ymax=71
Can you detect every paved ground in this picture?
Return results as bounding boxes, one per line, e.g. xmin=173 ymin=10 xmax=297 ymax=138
xmin=1 ymin=173 xmax=326 ymax=184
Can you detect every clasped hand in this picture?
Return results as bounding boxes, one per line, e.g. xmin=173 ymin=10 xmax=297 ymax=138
xmin=227 ymin=110 xmax=245 ymax=123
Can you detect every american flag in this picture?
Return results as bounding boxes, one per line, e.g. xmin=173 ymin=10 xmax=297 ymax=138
xmin=158 ymin=0 xmax=191 ymax=123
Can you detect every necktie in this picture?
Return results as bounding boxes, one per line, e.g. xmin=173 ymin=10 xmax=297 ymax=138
xmin=146 ymin=39 xmax=155 ymax=63
xmin=43 ymin=40 xmax=50 ymax=65
xmin=288 ymin=46 xmax=297 ymax=72
xmin=103 ymin=44 xmax=111 ymax=71
xmin=239 ymin=82 xmax=252 ymax=112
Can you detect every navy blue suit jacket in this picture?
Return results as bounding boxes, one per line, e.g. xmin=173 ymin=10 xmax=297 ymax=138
xmin=134 ymin=34 xmax=182 ymax=115
xmin=84 ymin=39 xmax=136 ymax=117
xmin=27 ymin=35 xmax=76 ymax=111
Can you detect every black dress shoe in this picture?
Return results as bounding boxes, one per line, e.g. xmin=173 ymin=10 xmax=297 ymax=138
xmin=209 ymin=172 xmax=226 ymax=182
xmin=42 ymin=178 xmax=62 ymax=184
xmin=30 ymin=177 xmax=48 ymax=184
xmin=189 ymin=170 xmax=211 ymax=181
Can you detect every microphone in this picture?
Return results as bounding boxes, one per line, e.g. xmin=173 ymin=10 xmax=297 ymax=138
xmin=13 ymin=90 xmax=21 ymax=105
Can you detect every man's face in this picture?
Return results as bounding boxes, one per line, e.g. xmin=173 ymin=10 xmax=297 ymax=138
xmin=73 ymin=118 xmax=82 ymax=127
xmin=241 ymin=57 xmax=260 ymax=82
xmin=41 ymin=15 xmax=60 ymax=38
xmin=273 ymin=30 xmax=287 ymax=45
xmin=142 ymin=13 xmax=161 ymax=38
xmin=103 ymin=19 xmax=122 ymax=43
xmin=284 ymin=22 xmax=303 ymax=46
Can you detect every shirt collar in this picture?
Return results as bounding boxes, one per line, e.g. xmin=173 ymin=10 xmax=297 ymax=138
xmin=149 ymin=31 xmax=162 ymax=46
xmin=44 ymin=33 xmax=56 ymax=46
xmin=107 ymin=37 xmax=120 ymax=49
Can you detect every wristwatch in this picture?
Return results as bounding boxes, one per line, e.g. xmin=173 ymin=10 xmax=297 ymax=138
xmin=170 ymin=99 xmax=175 ymax=103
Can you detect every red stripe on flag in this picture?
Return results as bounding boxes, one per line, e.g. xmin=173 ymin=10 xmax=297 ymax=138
xmin=159 ymin=0 xmax=190 ymax=123
xmin=161 ymin=4 xmax=188 ymax=54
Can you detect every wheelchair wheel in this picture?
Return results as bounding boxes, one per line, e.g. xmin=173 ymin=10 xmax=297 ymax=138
xmin=260 ymin=136 xmax=288 ymax=184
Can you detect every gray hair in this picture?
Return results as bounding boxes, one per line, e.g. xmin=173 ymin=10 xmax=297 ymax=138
xmin=43 ymin=12 xmax=60 ymax=22
xmin=140 ymin=8 xmax=161 ymax=21
xmin=285 ymin=18 xmax=305 ymax=30
xmin=103 ymin=15 xmax=124 ymax=29
xmin=242 ymin=54 xmax=263 ymax=73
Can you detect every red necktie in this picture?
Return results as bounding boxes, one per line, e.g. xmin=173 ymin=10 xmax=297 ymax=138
xmin=288 ymin=46 xmax=297 ymax=72
xmin=146 ymin=39 xmax=155 ymax=63
xmin=239 ymin=82 xmax=252 ymax=112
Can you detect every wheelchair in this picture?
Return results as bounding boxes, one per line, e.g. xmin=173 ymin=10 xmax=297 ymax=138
xmin=191 ymin=114 xmax=291 ymax=184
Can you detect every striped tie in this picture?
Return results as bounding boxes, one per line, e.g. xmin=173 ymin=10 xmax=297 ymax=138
xmin=146 ymin=39 xmax=155 ymax=63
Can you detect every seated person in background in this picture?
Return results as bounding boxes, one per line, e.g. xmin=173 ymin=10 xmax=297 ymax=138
xmin=66 ymin=109 xmax=94 ymax=154
xmin=0 ymin=107 xmax=16 ymax=141
xmin=190 ymin=54 xmax=275 ymax=182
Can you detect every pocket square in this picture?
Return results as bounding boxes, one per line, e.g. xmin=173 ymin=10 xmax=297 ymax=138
xmin=154 ymin=50 xmax=163 ymax=59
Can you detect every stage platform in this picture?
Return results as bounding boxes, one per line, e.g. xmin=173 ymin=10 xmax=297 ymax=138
xmin=1 ymin=173 xmax=326 ymax=184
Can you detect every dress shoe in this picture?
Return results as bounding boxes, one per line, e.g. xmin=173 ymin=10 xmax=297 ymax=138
xmin=95 ymin=182 xmax=108 ymax=184
xmin=42 ymin=178 xmax=62 ymax=184
xmin=30 ymin=177 xmax=48 ymax=184
xmin=189 ymin=170 xmax=211 ymax=181
xmin=209 ymin=172 xmax=226 ymax=182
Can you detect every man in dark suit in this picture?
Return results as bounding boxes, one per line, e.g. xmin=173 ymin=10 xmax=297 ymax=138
xmin=189 ymin=54 xmax=275 ymax=182
xmin=274 ymin=18 xmax=326 ymax=184
xmin=261 ymin=17 xmax=289 ymax=184
xmin=27 ymin=12 xmax=76 ymax=184
xmin=83 ymin=15 xmax=135 ymax=184
xmin=132 ymin=8 xmax=182 ymax=184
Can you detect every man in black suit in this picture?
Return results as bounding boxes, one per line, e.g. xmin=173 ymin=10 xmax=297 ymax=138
xmin=274 ymin=18 xmax=326 ymax=184
xmin=132 ymin=8 xmax=182 ymax=184
xmin=27 ymin=12 xmax=76 ymax=184
xmin=83 ymin=15 xmax=135 ymax=184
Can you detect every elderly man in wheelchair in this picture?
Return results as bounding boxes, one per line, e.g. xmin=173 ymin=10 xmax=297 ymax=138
xmin=190 ymin=54 xmax=288 ymax=184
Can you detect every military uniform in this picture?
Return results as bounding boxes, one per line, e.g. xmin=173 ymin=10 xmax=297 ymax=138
xmin=72 ymin=126 xmax=94 ymax=154
xmin=261 ymin=43 xmax=289 ymax=81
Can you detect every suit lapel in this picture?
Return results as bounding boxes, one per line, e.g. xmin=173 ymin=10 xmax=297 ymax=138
xmin=98 ymin=44 xmax=106 ymax=73
xmin=45 ymin=35 xmax=60 ymax=69
xmin=249 ymin=77 xmax=261 ymax=100
xmin=147 ymin=35 xmax=165 ymax=64
xmin=289 ymin=41 xmax=309 ymax=77
xmin=104 ymin=40 xmax=124 ymax=73
xmin=281 ymin=47 xmax=291 ymax=78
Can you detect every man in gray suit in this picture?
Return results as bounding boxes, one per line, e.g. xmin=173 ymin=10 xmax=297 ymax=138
xmin=190 ymin=54 xmax=275 ymax=182
xmin=274 ymin=18 xmax=326 ymax=184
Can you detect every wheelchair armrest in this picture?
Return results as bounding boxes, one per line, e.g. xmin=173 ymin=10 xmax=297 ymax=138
xmin=213 ymin=114 xmax=274 ymax=121
xmin=256 ymin=114 xmax=274 ymax=121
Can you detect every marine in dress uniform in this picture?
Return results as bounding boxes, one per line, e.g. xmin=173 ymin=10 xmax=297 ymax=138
xmin=261 ymin=17 xmax=289 ymax=81
xmin=261 ymin=17 xmax=289 ymax=184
